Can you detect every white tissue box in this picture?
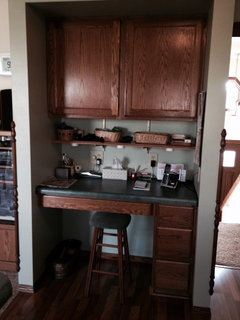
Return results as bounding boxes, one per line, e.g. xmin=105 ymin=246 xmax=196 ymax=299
xmin=102 ymin=168 xmax=128 ymax=180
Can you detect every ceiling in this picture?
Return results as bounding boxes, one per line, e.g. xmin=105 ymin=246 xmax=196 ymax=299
xmin=29 ymin=0 xmax=213 ymax=18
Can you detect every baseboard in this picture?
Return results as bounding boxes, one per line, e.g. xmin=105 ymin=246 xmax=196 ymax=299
xmin=18 ymin=284 xmax=34 ymax=293
xmin=192 ymin=306 xmax=211 ymax=320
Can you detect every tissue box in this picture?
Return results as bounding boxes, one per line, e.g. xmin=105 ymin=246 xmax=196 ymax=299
xmin=102 ymin=168 xmax=128 ymax=180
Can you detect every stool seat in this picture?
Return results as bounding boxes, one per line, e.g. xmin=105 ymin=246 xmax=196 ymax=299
xmin=90 ymin=212 xmax=131 ymax=230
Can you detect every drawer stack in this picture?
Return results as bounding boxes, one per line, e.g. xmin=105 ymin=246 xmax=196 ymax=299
xmin=152 ymin=204 xmax=197 ymax=298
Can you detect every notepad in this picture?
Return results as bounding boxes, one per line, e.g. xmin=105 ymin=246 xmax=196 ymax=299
xmin=133 ymin=180 xmax=151 ymax=191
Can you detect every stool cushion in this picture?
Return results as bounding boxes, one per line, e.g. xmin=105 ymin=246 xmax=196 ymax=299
xmin=0 ymin=272 xmax=12 ymax=308
xmin=90 ymin=212 xmax=131 ymax=230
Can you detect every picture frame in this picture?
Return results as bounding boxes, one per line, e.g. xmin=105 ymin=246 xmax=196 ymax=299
xmin=0 ymin=53 xmax=11 ymax=76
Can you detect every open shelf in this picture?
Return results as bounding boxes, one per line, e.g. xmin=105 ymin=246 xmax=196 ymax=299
xmin=0 ymin=180 xmax=13 ymax=185
xmin=52 ymin=139 xmax=195 ymax=150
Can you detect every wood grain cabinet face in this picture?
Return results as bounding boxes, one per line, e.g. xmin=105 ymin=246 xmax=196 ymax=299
xmin=47 ymin=19 xmax=120 ymax=118
xmin=152 ymin=204 xmax=197 ymax=298
xmin=0 ymin=224 xmax=18 ymax=271
xmin=121 ymin=19 xmax=204 ymax=120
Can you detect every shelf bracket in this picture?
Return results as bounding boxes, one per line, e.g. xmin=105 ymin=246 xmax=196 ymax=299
xmin=143 ymin=147 xmax=151 ymax=154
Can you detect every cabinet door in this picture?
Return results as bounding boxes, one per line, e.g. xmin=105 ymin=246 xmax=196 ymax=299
xmin=121 ymin=19 xmax=204 ymax=120
xmin=47 ymin=19 xmax=120 ymax=118
xmin=0 ymin=223 xmax=17 ymax=271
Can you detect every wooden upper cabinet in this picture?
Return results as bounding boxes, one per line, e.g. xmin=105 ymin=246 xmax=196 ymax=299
xmin=47 ymin=19 xmax=120 ymax=118
xmin=120 ymin=19 xmax=205 ymax=120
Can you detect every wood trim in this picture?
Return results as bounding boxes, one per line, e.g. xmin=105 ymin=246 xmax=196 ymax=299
xmin=18 ymin=284 xmax=34 ymax=294
xmin=40 ymin=195 xmax=153 ymax=216
xmin=192 ymin=306 xmax=211 ymax=320
xmin=0 ymin=261 xmax=19 ymax=272
xmin=51 ymin=139 xmax=195 ymax=150
xmin=209 ymin=129 xmax=226 ymax=295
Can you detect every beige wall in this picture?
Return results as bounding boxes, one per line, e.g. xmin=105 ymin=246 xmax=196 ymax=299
xmin=0 ymin=0 xmax=11 ymax=90
xmin=193 ymin=0 xmax=235 ymax=306
xmin=8 ymin=0 xmax=236 ymax=309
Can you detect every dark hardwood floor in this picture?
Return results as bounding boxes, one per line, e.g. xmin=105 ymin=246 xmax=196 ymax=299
xmin=0 ymin=257 xmax=186 ymax=320
xmin=1 ymin=261 xmax=240 ymax=320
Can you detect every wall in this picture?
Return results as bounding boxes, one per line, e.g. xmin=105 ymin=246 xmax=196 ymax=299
xmin=62 ymin=119 xmax=196 ymax=255
xmin=193 ymin=0 xmax=235 ymax=307
xmin=0 ymin=0 xmax=11 ymax=90
xmin=8 ymin=0 xmax=63 ymax=287
xmin=26 ymin=5 xmax=63 ymax=280
xmin=8 ymin=0 xmax=235 ymax=309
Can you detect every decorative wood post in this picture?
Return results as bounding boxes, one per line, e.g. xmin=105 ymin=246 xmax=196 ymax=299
xmin=11 ymin=121 xmax=20 ymax=271
xmin=209 ymin=129 xmax=226 ymax=295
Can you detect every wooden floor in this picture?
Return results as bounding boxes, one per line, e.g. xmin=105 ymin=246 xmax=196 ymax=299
xmin=1 ymin=261 xmax=240 ymax=320
xmin=0 ymin=258 xmax=187 ymax=320
xmin=210 ymin=266 xmax=240 ymax=320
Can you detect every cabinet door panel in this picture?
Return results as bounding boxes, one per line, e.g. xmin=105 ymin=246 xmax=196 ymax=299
xmin=47 ymin=19 xmax=120 ymax=118
xmin=156 ymin=204 xmax=194 ymax=229
xmin=0 ymin=224 xmax=16 ymax=262
xmin=156 ymin=228 xmax=192 ymax=260
xmin=153 ymin=260 xmax=190 ymax=294
xmin=122 ymin=19 xmax=204 ymax=120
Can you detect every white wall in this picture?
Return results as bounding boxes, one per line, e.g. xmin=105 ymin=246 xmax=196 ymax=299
xmin=193 ymin=0 xmax=235 ymax=307
xmin=0 ymin=0 xmax=11 ymax=90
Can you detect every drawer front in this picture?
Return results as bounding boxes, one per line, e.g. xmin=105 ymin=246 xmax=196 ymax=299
xmin=156 ymin=204 xmax=194 ymax=229
xmin=153 ymin=260 xmax=190 ymax=294
xmin=156 ymin=228 xmax=192 ymax=260
xmin=41 ymin=195 xmax=152 ymax=215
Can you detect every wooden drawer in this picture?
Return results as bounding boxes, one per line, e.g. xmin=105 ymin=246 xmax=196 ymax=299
xmin=153 ymin=260 xmax=190 ymax=294
xmin=40 ymin=195 xmax=152 ymax=216
xmin=155 ymin=228 xmax=192 ymax=260
xmin=0 ymin=224 xmax=16 ymax=262
xmin=156 ymin=204 xmax=194 ymax=229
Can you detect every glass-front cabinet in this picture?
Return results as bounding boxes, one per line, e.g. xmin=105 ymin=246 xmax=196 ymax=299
xmin=0 ymin=122 xmax=19 ymax=271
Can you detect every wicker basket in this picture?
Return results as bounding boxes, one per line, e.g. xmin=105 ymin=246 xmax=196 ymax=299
xmin=57 ymin=129 xmax=78 ymax=141
xmin=94 ymin=129 xmax=122 ymax=142
xmin=134 ymin=132 xmax=170 ymax=145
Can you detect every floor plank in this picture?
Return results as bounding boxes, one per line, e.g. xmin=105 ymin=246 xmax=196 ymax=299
xmin=211 ymin=266 xmax=240 ymax=320
xmin=0 ymin=259 xmax=186 ymax=320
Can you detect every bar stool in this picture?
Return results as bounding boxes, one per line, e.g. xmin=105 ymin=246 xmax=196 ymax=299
xmin=85 ymin=211 xmax=131 ymax=303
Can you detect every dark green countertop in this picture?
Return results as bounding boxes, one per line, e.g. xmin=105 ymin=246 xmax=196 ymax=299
xmin=36 ymin=178 xmax=198 ymax=206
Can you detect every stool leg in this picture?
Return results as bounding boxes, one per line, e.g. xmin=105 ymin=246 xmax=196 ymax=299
xmin=117 ymin=230 xmax=124 ymax=304
xmin=85 ymin=227 xmax=98 ymax=297
xmin=123 ymin=228 xmax=132 ymax=280
xmin=96 ymin=228 xmax=103 ymax=280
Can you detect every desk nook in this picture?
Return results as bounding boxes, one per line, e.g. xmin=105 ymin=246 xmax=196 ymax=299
xmin=37 ymin=178 xmax=198 ymax=302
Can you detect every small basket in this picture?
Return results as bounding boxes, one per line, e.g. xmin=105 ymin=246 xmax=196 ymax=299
xmin=57 ymin=129 xmax=77 ymax=141
xmin=134 ymin=132 xmax=170 ymax=145
xmin=94 ymin=129 xmax=122 ymax=142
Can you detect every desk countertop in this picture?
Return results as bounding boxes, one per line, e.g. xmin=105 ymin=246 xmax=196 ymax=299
xmin=36 ymin=178 xmax=198 ymax=206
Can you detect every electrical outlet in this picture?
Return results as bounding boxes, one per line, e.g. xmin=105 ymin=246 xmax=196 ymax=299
xmin=149 ymin=153 xmax=158 ymax=166
xmin=90 ymin=150 xmax=104 ymax=164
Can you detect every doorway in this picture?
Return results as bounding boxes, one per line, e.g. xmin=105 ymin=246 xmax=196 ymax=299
xmin=216 ymin=36 xmax=240 ymax=269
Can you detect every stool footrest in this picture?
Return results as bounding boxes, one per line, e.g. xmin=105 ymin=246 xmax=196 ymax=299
xmin=103 ymin=232 xmax=117 ymax=237
xmin=92 ymin=269 xmax=118 ymax=277
xmin=97 ymin=243 xmax=118 ymax=248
